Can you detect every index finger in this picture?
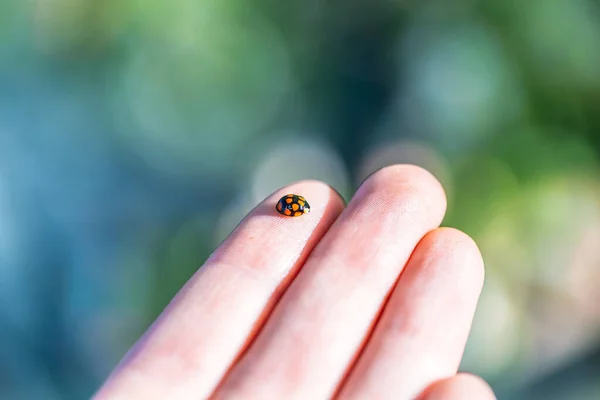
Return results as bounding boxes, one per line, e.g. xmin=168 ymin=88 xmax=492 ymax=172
xmin=94 ymin=181 xmax=345 ymax=400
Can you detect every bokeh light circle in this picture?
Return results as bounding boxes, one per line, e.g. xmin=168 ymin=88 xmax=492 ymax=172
xmin=251 ymin=134 xmax=350 ymax=204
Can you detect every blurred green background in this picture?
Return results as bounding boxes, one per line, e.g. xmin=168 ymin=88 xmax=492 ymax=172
xmin=2 ymin=0 xmax=600 ymax=399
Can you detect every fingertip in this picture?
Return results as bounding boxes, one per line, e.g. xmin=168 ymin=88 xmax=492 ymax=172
xmin=210 ymin=180 xmax=345 ymax=273
xmin=357 ymin=164 xmax=447 ymax=226
xmin=420 ymin=227 xmax=485 ymax=289
xmin=420 ymin=373 xmax=496 ymax=400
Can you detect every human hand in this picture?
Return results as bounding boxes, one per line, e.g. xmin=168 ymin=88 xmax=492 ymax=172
xmin=95 ymin=165 xmax=495 ymax=400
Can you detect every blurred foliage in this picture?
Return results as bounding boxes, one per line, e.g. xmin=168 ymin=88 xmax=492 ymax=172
xmin=2 ymin=0 xmax=600 ymax=399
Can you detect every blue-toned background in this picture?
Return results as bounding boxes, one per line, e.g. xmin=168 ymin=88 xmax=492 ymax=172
xmin=2 ymin=1 xmax=600 ymax=399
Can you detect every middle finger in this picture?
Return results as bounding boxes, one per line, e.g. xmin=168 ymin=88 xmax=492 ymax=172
xmin=215 ymin=165 xmax=447 ymax=399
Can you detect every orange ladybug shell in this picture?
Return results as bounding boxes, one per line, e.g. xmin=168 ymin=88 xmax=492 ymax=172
xmin=276 ymin=194 xmax=310 ymax=217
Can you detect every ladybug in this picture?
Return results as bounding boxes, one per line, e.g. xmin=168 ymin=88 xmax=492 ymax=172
xmin=276 ymin=194 xmax=311 ymax=217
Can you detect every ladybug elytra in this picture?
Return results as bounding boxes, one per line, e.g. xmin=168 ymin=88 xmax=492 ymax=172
xmin=276 ymin=194 xmax=310 ymax=217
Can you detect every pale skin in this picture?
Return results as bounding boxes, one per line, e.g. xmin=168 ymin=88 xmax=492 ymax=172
xmin=95 ymin=165 xmax=496 ymax=400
